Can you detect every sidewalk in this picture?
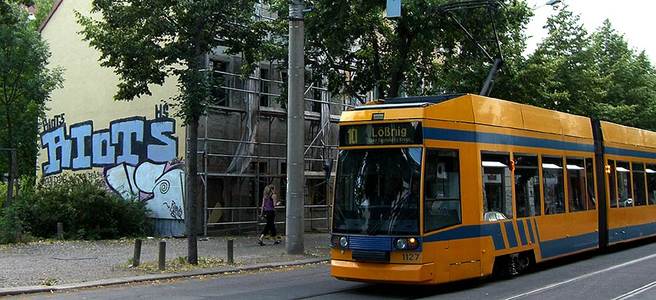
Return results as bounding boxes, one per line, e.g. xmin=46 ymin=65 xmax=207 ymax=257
xmin=0 ymin=233 xmax=330 ymax=296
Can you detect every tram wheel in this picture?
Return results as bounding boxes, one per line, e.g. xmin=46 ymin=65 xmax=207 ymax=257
xmin=494 ymin=252 xmax=534 ymax=278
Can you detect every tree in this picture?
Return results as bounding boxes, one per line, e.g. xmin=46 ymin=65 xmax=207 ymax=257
xmin=514 ymin=6 xmax=605 ymax=115
xmin=512 ymin=9 xmax=656 ymax=131
xmin=268 ymin=0 xmax=532 ymax=101
xmin=590 ymin=20 xmax=656 ymax=130
xmin=77 ymin=0 xmax=268 ymax=264
xmin=0 ymin=2 xmax=62 ymax=194
xmin=29 ymin=0 xmax=55 ymax=31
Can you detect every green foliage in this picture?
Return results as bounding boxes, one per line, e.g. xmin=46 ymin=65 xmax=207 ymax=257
xmin=29 ymin=0 xmax=55 ymax=31
xmin=0 ymin=204 xmax=24 ymax=244
xmin=268 ymin=0 xmax=532 ymax=100
xmin=0 ymin=2 xmax=62 ymax=178
xmin=0 ymin=182 xmax=6 ymax=208
xmin=514 ymin=8 xmax=602 ymax=113
xmin=513 ymin=7 xmax=656 ymax=131
xmin=0 ymin=173 xmax=151 ymax=243
xmin=76 ymin=1 xmax=271 ymax=261
xmin=76 ymin=0 xmax=269 ymax=124
xmin=266 ymin=1 xmax=656 ymax=132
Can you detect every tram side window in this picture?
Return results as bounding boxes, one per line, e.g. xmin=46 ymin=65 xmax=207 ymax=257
xmin=542 ymin=156 xmax=565 ymax=214
xmin=514 ymin=154 xmax=541 ymax=217
xmin=632 ymin=162 xmax=647 ymax=206
xmin=616 ymin=161 xmax=633 ymax=207
xmin=647 ymin=164 xmax=656 ymax=205
xmin=482 ymin=152 xmax=513 ymax=220
xmin=424 ymin=149 xmax=461 ymax=232
xmin=585 ymin=158 xmax=596 ymax=210
xmin=567 ymin=158 xmax=588 ymax=212
xmin=609 ymin=160 xmax=617 ymax=208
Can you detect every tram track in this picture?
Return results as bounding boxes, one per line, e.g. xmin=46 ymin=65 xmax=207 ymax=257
xmin=503 ymin=252 xmax=656 ymax=299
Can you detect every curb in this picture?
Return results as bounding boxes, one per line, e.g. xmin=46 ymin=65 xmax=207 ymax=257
xmin=0 ymin=257 xmax=329 ymax=297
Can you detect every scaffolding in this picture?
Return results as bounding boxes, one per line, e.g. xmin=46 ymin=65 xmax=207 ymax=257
xmin=198 ymin=58 xmax=356 ymax=236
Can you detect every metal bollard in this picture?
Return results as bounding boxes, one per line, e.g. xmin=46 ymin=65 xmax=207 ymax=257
xmin=227 ymin=239 xmax=234 ymax=264
xmin=132 ymin=239 xmax=142 ymax=267
xmin=159 ymin=240 xmax=166 ymax=271
xmin=56 ymin=222 xmax=64 ymax=240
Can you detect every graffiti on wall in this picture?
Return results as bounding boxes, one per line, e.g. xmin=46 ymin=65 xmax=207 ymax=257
xmin=105 ymin=161 xmax=185 ymax=220
xmin=39 ymin=104 xmax=185 ymax=220
xmin=40 ymin=115 xmax=177 ymax=174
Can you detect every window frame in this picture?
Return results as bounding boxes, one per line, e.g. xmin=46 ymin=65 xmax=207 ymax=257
xmin=481 ymin=151 xmax=514 ymax=221
xmin=541 ymin=155 xmax=566 ymax=215
xmin=631 ymin=162 xmax=647 ymax=206
xmin=584 ymin=157 xmax=597 ymax=210
xmin=616 ymin=161 xmax=634 ymax=208
xmin=609 ymin=159 xmax=618 ymax=208
xmin=423 ymin=148 xmax=462 ymax=233
xmin=513 ymin=153 xmax=542 ymax=218
xmin=565 ymin=157 xmax=589 ymax=212
xmin=209 ymin=59 xmax=231 ymax=107
xmin=647 ymin=164 xmax=656 ymax=205
xmin=259 ymin=67 xmax=271 ymax=107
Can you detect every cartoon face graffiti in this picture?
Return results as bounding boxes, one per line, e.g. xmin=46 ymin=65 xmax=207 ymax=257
xmin=105 ymin=161 xmax=185 ymax=220
xmin=40 ymin=114 xmax=184 ymax=221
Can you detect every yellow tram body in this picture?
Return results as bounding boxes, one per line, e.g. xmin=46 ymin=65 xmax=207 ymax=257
xmin=330 ymin=94 xmax=656 ymax=284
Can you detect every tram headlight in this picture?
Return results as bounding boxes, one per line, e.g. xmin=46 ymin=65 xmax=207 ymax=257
xmin=395 ymin=238 xmax=408 ymax=250
xmin=331 ymin=235 xmax=349 ymax=249
xmin=339 ymin=236 xmax=349 ymax=248
xmin=394 ymin=237 xmax=420 ymax=250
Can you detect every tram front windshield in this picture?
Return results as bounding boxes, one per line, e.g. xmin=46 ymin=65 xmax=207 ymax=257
xmin=333 ymin=148 xmax=421 ymax=235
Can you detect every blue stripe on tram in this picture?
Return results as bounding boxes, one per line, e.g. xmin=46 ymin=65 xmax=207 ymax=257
xmin=423 ymin=223 xmax=505 ymax=250
xmin=527 ymin=219 xmax=535 ymax=244
xmin=504 ymin=222 xmax=518 ymax=248
xmin=423 ymin=127 xmax=595 ymax=153
xmin=517 ymin=220 xmax=528 ymax=246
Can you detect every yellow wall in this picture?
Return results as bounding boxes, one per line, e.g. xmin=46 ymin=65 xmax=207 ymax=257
xmin=39 ymin=0 xmax=183 ymax=171
xmin=38 ymin=0 xmax=185 ymax=222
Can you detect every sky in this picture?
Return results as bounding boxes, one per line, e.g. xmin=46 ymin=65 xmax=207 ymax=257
xmin=526 ymin=0 xmax=656 ymax=61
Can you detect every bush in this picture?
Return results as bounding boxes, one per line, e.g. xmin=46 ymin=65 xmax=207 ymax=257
xmin=0 ymin=206 xmax=23 ymax=244
xmin=0 ymin=182 xmax=6 ymax=208
xmin=0 ymin=173 xmax=151 ymax=243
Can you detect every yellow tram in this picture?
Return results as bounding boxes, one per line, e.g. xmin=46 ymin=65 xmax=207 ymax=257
xmin=330 ymin=94 xmax=656 ymax=284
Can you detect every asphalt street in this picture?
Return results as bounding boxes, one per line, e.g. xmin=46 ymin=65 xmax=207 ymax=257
xmin=13 ymin=238 xmax=656 ymax=300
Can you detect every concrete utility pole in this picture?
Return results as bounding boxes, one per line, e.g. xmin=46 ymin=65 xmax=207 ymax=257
xmin=286 ymin=0 xmax=305 ymax=255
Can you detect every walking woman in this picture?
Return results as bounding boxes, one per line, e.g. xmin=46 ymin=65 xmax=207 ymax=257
xmin=258 ymin=184 xmax=280 ymax=246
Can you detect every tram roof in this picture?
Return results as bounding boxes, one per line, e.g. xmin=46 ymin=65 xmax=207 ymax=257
xmin=341 ymin=93 xmax=656 ymax=151
xmin=343 ymin=93 xmax=594 ymax=140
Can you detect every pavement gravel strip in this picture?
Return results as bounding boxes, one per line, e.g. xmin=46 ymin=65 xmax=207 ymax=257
xmin=0 ymin=258 xmax=329 ymax=297
xmin=0 ymin=233 xmax=330 ymax=296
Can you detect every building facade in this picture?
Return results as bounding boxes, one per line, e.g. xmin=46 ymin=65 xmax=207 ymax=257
xmin=38 ymin=0 xmax=354 ymax=236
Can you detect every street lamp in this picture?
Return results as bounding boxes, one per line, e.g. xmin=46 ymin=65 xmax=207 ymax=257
xmin=535 ymin=0 xmax=562 ymax=10
xmin=546 ymin=0 xmax=562 ymax=6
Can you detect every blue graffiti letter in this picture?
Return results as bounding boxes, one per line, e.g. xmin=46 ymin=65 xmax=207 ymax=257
xmin=40 ymin=126 xmax=72 ymax=175
xmin=70 ymin=122 xmax=92 ymax=169
xmin=111 ymin=119 xmax=144 ymax=165
xmin=148 ymin=120 xmax=177 ymax=162
xmin=92 ymin=131 xmax=115 ymax=165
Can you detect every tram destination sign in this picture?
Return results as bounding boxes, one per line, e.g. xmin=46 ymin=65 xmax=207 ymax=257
xmin=339 ymin=122 xmax=423 ymax=146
